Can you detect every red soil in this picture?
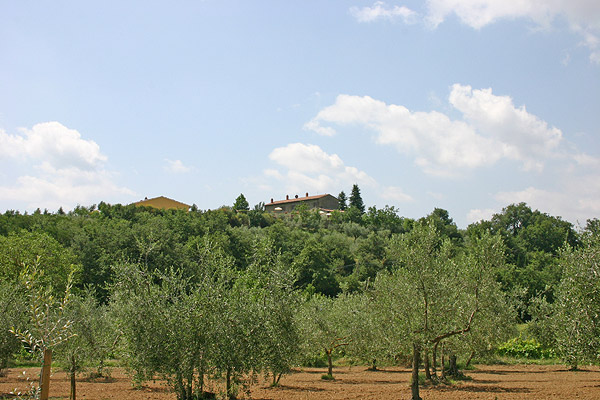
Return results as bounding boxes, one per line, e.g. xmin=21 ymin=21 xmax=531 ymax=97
xmin=1 ymin=364 xmax=599 ymax=399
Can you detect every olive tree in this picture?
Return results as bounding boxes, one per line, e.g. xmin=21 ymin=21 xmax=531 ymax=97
xmin=297 ymin=294 xmax=350 ymax=379
xmin=111 ymin=262 xmax=216 ymax=400
xmin=0 ymin=280 xmax=26 ymax=376
xmin=551 ymin=233 xmax=600 ymax=369
xmin=245 ymin=239 xmax=301 ymax=386
xmin=55 ymin=288 xmax=119 ymax=400
xmin=11 ymin=262 xmax=75 ymax=400
xmin=379 ymin=223 xmax=511 ymax=400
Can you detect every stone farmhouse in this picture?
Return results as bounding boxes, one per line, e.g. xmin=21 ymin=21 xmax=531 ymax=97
xmin=264 ymin=193 xmax=339 ymax=214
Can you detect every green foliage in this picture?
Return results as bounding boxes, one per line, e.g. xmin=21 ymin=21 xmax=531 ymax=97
xmin=0 ymin=281 xmax=27 ymax=375
xmin=233 ymin=194 xmax=250 ymax=211
xmin=349 ymin=184 xmax=365 ymax=214
xmin=0 ymin=231 xmax=81 ymax=295
xmin=56 ymin=287 xmax=118 ymax=378
xmin=497 ymin=336 xmax=555 ymax=359
xmin=551 ymin=233 xmax=600 ymax=369
xmin=337 ymin=191 xmax=347 ymax=211
xmin=10 ymin=261 xmax=76 ymax=357
xmin=467 ymin=203 xmax=578 ymax=320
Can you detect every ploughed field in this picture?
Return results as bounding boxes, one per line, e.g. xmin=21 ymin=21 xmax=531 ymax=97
xmin=2 ymin=364 xmax=600 ymax=399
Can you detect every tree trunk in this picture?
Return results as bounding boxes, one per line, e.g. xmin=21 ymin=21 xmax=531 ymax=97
xmin=40 ymin=349 xmax=52 ymax=400
xmin=226 ymin=367 xmax=234 ymax=400
xmin=448 ymin=354 xmax=459 ymax=377
xmin=431 ymin=341 xmax=438 ymax=378
xmin=199 ymin=364 xmax=205 ymax=393
xmin=70 ymin=354 xmax=76 ymax=400
xmin=175 ymin=372 xmax=184 ymax=400
xmin=440 ymin=345 xmax=446 ymax=381
xmin=186 ymin=373 xmax=193 ymax=400
xmin=465 ymin=351 xmax=475 ymax=369
xmin=326 ymin=349 xmax=333 ymax=377
xmin=411 ymin=343 xmax=422 ymax=400
xmin=424 ymin=350 xmax=431 ymax=381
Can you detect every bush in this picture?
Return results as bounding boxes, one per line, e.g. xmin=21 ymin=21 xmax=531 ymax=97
xmin=497 ymin=336 xmax=556 ymax=359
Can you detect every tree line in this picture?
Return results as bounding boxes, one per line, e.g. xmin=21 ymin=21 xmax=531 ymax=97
xmin=0 ymin=192 xmax=598 ymax=400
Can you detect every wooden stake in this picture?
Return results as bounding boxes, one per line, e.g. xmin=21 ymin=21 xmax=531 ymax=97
xmin=40 ymin=349 xmax=52 ymax=400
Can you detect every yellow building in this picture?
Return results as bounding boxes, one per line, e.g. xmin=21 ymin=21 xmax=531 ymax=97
xmin=133 ymin=196 xmax=191 ymax=211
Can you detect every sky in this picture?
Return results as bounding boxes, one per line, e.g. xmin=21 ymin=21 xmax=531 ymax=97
xmin=1 ymin=0 xmax=599 ymax=227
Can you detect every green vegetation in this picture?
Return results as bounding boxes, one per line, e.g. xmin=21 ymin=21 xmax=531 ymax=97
xmin=0 ymin=196 xmax=598 ymax=400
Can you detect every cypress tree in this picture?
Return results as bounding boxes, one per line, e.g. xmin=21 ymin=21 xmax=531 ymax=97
xmin=349 ymin=184 xmax=365 ymax=214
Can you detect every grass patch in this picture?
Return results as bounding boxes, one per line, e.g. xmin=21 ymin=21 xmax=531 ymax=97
xmin=321 ymin=374 xmax=335 ymax=380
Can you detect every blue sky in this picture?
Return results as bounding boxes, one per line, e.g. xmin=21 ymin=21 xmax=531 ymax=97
xmin=1 ymin=0 xmax=599 ymax=227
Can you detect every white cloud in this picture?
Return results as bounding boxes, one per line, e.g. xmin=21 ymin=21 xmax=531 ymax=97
xmin=164 ymin=159 xmax=192 ymax=174
xmin=0 ymin=122 xmax=133 ymax=211
xmin=495 ymin=171 xmax=600 ymax=225
xmin=303 ymin=119 xmax=337 ymax=136
xmin=448 ymin=84 xmax=563 ymax=171
xmin=265 ymin=143 xmax=376 ymax=195
xmin=424 ymin=0 xmax=600 ymax=64
xmin=381 ymin=186 xmax=413 ymax=202
xmin=350 ymin=1 xmax=417 ymax=23
xmin=0 ymin=122 xmax=106 ymax=169
xmin=306 ymin=84 xmax=564 ymax=175
xmin=467 ymin=208 xmax=497 ymax=224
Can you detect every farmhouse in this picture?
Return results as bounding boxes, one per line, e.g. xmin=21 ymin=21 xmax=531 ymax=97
xmin=133 ymin=196 xmax=191 ymax=211
xmin=265 ymin=193 xmax=339 ymax=214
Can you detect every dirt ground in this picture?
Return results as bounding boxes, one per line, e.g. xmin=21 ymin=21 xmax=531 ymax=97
xmin=1 ymin=364 xmax=600 ymax=400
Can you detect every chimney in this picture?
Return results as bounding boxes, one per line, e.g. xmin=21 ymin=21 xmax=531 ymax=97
xmin=270 ymin=198 xmax=273 ymax=203
xmin=306 ymin=192 xmax=309 ymax=197
xmin=295 ymin=194 xmax=299 ymax=199
xmin=286 ymin=195 xmax=289 ymax=200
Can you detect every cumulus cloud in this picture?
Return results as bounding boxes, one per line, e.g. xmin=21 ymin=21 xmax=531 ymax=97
xmin=265 ymin=143 xmax=376 ymax=195
xmin=350 ymin=1 xmax=416 ymax=23
xmin=466 ymin=208 xmax=497 ymax=224
xmin=306 ymin=84 xmax=565 ymax=175
xmin=381 ymin=185 xmax=413 ymax=203
xmin=164 ymin=159 xmax=192 ymax=174
xmin=0 ymin=122 xmax=133 ymax=211
xmin=349 ymin=1 xmax=600 ymax=63
xmin=0 ymin=122 xmax=106 ymax=169
xmin=424 ymin=0 xmax=600 ymax=63
xmin=495 ymin=173 xmax=600 ymax=225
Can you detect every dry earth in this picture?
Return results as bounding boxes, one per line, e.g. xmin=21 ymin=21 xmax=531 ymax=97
xmin=1 ymin=364 xmax=600 ymax=399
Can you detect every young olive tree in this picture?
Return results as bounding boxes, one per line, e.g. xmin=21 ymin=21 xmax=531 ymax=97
xmin=55 ymin=288 xmax=119 ymax=400
xmin=297 ymin=294 xmax=350 ymax=379
xmin=11 ymin=261 xmax=75 ymax=400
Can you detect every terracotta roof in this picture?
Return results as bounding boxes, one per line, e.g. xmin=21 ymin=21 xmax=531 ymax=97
xmin=267 ymin=194 xmax=331 ymax=205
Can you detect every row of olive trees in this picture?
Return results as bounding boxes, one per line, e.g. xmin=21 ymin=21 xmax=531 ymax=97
xmin=296 ymin=223 xmax=515 ymax=400
xmin=110 ymin=238 xmax=301 ymax=400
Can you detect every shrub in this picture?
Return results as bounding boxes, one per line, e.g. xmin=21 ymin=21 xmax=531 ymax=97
xmin=497 ymin=336 xmax=555 ymax=359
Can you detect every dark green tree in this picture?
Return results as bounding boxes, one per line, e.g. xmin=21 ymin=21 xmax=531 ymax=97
xmin=349 ymin=184 xmax=365 ymax=214
xmin=337 ymin=191 xmax=347 ymax=211
xmin=233 ymin=194 xmax=250 ymax=211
